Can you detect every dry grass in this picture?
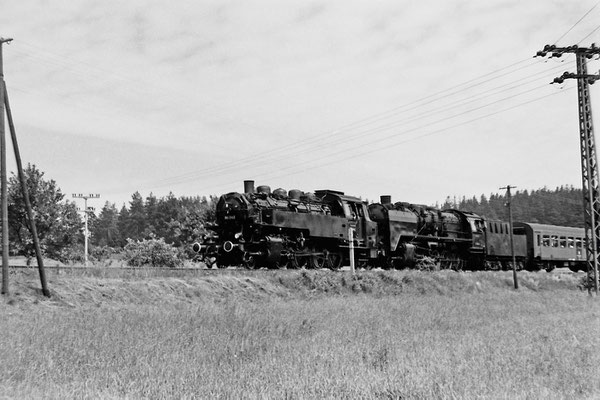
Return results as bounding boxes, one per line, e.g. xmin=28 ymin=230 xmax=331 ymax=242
xmin=1 ymin=268 xmax=599 ymax=399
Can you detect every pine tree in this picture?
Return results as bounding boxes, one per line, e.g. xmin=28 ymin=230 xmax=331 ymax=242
xmin=92 ymin=202 xmax=121 ymax=247
xmin=126 ymin=192 xmax=146 ymax=241
xmin=117 ymin=204 xmax=131 ymax=245
xmin=144 ymin=193 xmax=158 ymax=238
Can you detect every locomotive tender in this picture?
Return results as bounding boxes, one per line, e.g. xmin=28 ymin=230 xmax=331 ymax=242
xmin=193 ymin=181 xmax=585 ymax=271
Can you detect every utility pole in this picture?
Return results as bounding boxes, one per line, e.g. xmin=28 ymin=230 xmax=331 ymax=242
xmin=535 ymin=44 xmax=600 ymax=295
xmin=0 ymin=38 xmax=9 ymax=295
xmin=501 ymin=185 xmax=518 ymax=290
xmin=1 ymin=38 xmax=49 ymax=296
xmin=72 ymin=193 xmax=100 ymax=265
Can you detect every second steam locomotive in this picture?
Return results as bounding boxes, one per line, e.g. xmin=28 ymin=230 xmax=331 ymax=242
xmin=194 ymin=180 xmax=585 ymax=272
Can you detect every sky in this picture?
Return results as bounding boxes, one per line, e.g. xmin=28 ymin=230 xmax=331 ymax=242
xmin=1 ymin=0 xmax=599 ymax=211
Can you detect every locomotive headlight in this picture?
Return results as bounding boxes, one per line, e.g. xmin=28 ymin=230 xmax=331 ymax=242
xmin=192 ymin=242 xmax=202 ymax=253
xmin=234 ymin=232 xmax=243 ymax=239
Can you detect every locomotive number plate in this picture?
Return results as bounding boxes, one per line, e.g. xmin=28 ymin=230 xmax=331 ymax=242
xmin=223 ymin=215 xmax=236 ymax=220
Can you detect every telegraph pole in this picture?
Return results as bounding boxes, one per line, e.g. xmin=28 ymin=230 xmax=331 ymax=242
xmin=0 ymin=38 xmax=49 ymax=296
xmin=0 ymin=38 xmax=10 ymax=295
xmin=535 ymin=44 xmax=600 ymax=295
xmin=72 ymin=193 xmax=100 ymax=265
xmin=501 ymin=185 xmax=518 ymax=289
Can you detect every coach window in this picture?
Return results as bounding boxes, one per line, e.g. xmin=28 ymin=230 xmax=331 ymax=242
xmin=559 ymin=237 xmax=566 ymax=248
xmin=542 ymin=235 xmax=550 ymax=246
xmin=568 ymin=237 xmax=574 ymax=248
xmin=551 ymin=235 xmax=559 ymax=247
xmin=537 ymin=234 xmax=541 ymax=246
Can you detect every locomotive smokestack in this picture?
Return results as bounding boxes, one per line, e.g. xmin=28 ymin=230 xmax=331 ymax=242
xmin=380 ymin=195 xmax=392 ymax=205
xmin=244 ymin=180 xmax=255 ymax=194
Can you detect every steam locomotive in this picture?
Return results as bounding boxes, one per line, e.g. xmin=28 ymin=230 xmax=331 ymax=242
xmin=193 ymin=181 xmax=586 ymax=272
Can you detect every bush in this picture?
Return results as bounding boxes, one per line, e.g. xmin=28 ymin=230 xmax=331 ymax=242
xmin=59 ymin=244 xmax=85 ymax=263
xmin=89 ymin=246 xmax=119 ymax=262
xmin=123 ymin=237 xmax=182 ymax=268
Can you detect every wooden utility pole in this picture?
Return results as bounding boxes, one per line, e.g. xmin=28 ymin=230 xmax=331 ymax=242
xmin=5 ymin=86 xmax=49 ymax=296
xmin=0 ymin=38 xmax=9 ymax=295
xmin=1 ymin=38 xmax=50 ymax=297
xmin=501 ymin=185 xmax=518 ymax=290
xmin=536 ymin=44 xmax=600 ymax=295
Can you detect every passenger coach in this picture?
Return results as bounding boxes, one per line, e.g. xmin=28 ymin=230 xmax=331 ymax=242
xmin=514 ymin=222 xmax=585 ymax=271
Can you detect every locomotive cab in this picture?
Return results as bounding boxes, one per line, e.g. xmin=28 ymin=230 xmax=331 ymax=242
xmin=315 ymin=190 xmax=379 ymax=260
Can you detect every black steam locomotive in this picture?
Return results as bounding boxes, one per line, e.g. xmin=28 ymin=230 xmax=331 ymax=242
xmin=195 ymin=180 xmax=376 ymax=269
xmin=193 ymin=181 xmax=585 ymax=271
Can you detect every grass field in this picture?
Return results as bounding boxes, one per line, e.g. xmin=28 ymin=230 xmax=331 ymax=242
xmin=1 ymin=268 xmax=599 ymax=399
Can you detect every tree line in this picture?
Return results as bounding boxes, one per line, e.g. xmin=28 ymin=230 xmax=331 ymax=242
xmin=88 ymin=191 xmax=216 ymax=250
xmin=441 ymin=185 xmax=584 ymax=227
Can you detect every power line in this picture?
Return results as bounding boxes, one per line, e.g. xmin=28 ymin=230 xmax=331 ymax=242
xmin=554 ymin=1 xmax=600 ymax=44
xmin=578 ymin=23 xmax=600 ymax=44
xmin=123 ymin=69 xmax=567 ymax=192
xmin=112 ymin=87 xmax=570 ymax=197
xmin=253 ymin=89 xmax=572 ymax=185
xmin=119 ymin=59 xmax=562 ymax=191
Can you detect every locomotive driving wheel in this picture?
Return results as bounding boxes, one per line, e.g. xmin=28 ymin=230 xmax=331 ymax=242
xmin=327 ymin=251 xmax=343 ymax=270
xmin=310 ymin=249 xmax=327 ymax=269
xmin=291 ymin=253 xmax=308 ymax=269
xmin=310 ymin=248 xmax=343 ymax=270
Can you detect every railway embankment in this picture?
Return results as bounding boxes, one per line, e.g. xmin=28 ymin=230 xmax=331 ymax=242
xmin=2 ymin=267 xmax=586 ymax=308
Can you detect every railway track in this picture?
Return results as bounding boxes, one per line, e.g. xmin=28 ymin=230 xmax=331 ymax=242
xmin=9 ymin=264 xmax=579 ymax=276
